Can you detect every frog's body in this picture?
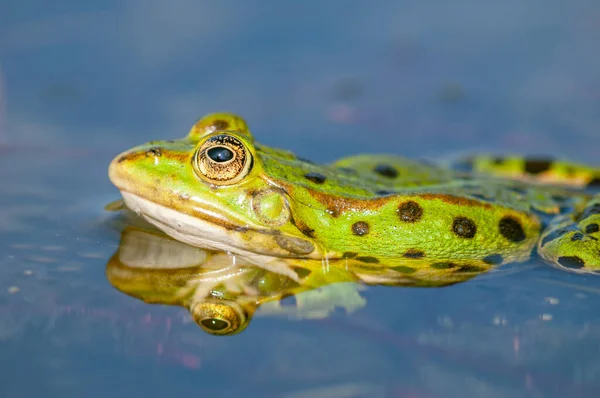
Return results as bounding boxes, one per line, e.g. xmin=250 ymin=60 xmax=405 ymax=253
xmin=109 ymin=113 xmax=600 ymax=274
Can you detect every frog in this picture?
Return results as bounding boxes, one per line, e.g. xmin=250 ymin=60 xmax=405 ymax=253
xmin=108 ymin=113 xmax=600 ymax=275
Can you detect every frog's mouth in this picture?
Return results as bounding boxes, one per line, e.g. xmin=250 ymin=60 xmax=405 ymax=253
xmin=118 ymin=191 xmax=317 ymax=259
xmin=119 ymin=191 xmax=250 ymax=253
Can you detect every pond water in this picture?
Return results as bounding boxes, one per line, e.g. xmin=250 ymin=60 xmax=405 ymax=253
xmin=2 ymin=1 xmax=600 ymax=397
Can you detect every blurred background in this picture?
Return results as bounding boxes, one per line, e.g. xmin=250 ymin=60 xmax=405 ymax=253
xmin=2 ymin=0 xmax=599 ymax=159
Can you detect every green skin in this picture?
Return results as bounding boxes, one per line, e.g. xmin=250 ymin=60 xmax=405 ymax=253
xmin=109 ymin=113 xmax=600 ymax=274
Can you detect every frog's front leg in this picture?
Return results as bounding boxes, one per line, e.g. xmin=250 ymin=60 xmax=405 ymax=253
xmin=538 ymin=196 xmax=600 ymax=272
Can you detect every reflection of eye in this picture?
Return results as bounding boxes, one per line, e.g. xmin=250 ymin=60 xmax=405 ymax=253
xmin=194 ymin=134 xmax=252 ymax=185
xmin=199 ymin=317 xmax=230 ymax=332
xmin=190 ymin=299 xmax=248 ymax=336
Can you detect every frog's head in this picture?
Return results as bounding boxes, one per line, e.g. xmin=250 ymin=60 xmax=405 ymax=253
xmin=109 ymin=113 xmax=321 ymax=258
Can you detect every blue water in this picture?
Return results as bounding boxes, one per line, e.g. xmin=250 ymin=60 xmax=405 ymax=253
xmin=2 ymin=1 xmax=600 ymax=397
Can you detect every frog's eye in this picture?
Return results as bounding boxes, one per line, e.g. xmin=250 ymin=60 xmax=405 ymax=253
xmin=189 ymin=299 xmax=249 ymax=336
xmin=194 ymin=134 xmax=252 ymax=185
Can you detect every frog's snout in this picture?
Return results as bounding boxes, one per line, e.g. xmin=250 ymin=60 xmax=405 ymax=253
xmin=109 ymin=145 xmax=164 ymax=189
xmin=109 ymin=149 xmax=141 ymax=191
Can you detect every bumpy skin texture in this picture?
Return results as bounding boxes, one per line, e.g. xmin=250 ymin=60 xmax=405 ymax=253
xmin=109 ymin=113 xmax=600 ymax=274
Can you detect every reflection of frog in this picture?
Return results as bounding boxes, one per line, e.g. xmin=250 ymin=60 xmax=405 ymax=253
xmin=106 ymin=226 xmax=480 ymax=335
xmin=109 ymin=113 xmax=600 ymax=273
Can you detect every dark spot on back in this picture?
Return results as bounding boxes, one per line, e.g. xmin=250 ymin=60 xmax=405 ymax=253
xmin=492 ymin=156 xmax=504 ymax=165
xmin=452 ymin=216 xmax=477 ymax=238
xmin=430 ymin=262 xmax=457 ymax=269
xmin=498 ymin=216 xmax=526 ymax=242
xmin=524 ymin=158 xmax=552 ymax=175
xmin=357 ymin=256 xmax=379 ymax=263
xmin=586 ymin=223 xmax=599 ymax=234
xmin=403 ymin=249 xmax=425 ymax=259
xmin=212 ymin=120 xmax=230 ymax=131
xmin=571 ymin=232 xmax=584 ymax=241
xmin=373 ymin=164 xmax=398 ymax=178
xmin=391 ymin=266 xmax=417 ymax=274
xmin=351 ymin=221 xmax=370 ymax=236
xmin=342 ymin=252 xmax=357 ymax=258
xmin=397 ymin=201 xmax=423 ymax=223
xmin=557 ymin=256 xmax=585 ymax=269
xmin=304 ymin=172 xmax=327 ymax=184
xmin=376 ymin=190 xmax=397 ymax=196
xmin=482 ymin=254 xmax=503 ymax=265
xmin=587 ymin=177 xmax=600 ymax=187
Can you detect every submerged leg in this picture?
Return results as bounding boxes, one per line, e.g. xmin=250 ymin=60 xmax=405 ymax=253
xmin=538 ymin=196 xmax=600 ymax=272
xmin=452 ymin=155 xmax=600 ymax=188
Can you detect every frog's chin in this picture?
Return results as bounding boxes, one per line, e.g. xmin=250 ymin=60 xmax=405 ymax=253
xmin=119 ymin=191 xmax=256 ymax=255
xmin=119 ymin=191 xmax=319 ymax=259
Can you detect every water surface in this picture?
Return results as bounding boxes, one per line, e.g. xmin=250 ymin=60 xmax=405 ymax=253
xmin=1 ymin=2 xmax=600 ymax=397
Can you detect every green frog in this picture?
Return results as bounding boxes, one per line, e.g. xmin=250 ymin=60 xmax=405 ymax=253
xmin=108 ymin=113 xmax=600 ymax=274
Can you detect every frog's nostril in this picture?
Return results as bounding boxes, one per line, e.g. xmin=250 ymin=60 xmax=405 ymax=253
xmin=146 ymin=147 xmax=162 ymax=157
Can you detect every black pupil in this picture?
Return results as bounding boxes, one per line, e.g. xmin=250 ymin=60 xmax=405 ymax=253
xmin=207 ymin=146 xmax=234 ymax=162
xmin=201 ymin=318 xmax=229 ymax=331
